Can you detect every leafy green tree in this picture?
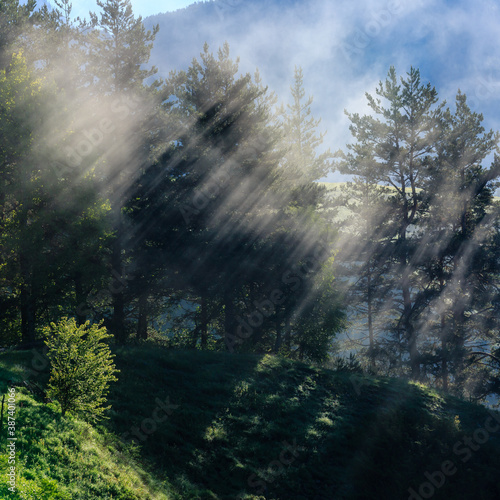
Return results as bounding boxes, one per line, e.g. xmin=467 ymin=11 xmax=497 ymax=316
xmin=44 ymin=317 xmax=119 ymax=421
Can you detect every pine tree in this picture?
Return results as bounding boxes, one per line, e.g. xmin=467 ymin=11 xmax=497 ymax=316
xmin=0 ymin=52 xmax=55 ymax=344
xmin=89 ymin=0 xmax=159 ymax=94
xmin=279 ymin=66 xmax=332 ymax=185
xmin=422 ymin=91 xmax=500 ymax=392
xmin=154 ymin=42 xmax=283 ymax=349
xmin=341 ymin=67 xmax=445 ymax=378
xmin=0 ymin=0 xmax=37 ymax=70
xmin=86 ymin=0 xmax=159 ymax=342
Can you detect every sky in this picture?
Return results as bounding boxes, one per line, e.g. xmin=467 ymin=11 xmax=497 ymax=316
xmin=66 ymin=0 xmax=197 ymax=20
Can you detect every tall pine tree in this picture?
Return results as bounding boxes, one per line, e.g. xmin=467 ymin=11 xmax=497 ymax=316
xmin=341 ymin=67 xmax=445 ymax=378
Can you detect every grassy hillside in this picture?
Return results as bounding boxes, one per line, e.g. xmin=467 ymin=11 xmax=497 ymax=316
xmin=0 ymin=346 xmax=499 ymax=499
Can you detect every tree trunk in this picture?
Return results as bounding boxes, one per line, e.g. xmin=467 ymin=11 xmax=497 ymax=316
xmin=367 ymin=262 xmax=375 ymax=371
xmin=137 ymin=293 xmax=148 ymax=340
xmin=224 ymin=289 xmax=234 ymax=350
xmin=400 ymin=147 xmax=420 ymax=379
xmin=439 ymin=267 xmax=449 ymax=391
xmin=74 ymin=270 xmax=86 ymax=325
xmin=441 ymin=317 xmax=448 ymax=391
xmin=403 ymin=291 xmax=419 ymax=378
xmin=200 ymin=293 xmax=208 ymax=349
xmin=20 ymin=252 xmax=36 ymax=345
xmin=284 ymin=313 xmax=291 ymax=351
xmin=111 ymin=206 xmax=126 ymax=343
xmin=274 ymin=315 xmax=282 ymax=353
xmin=402 ymin=262 xmax=419 ymax=379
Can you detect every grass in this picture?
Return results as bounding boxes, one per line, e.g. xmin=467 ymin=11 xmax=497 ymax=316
xmin=0 ymin=346 xmax=499 ymax=499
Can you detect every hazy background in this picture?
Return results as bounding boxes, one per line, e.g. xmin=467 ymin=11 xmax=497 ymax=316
xmin=34 ymin=0 xmax=500 ymax=184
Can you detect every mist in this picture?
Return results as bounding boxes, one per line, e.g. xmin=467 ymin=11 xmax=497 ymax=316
xmin=146 ymin=0 xmax=500 ymax=186
xmin=2 ymin=1 xmax=500 ymax=498
xmin=2 ymin=0 xmax=500 ymax=398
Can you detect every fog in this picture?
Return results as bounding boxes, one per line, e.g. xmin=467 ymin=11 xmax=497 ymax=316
xmin=145 ymin=0 xmax=500 ymax=186
xmin=2 ymin=0 xmax=500 ymax=395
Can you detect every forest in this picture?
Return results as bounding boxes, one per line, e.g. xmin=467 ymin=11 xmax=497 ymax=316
xmin=1 ymin=0 xmax=500 ymax=407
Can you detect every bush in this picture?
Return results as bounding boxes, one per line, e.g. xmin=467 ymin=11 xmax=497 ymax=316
xmin=43 ymin=318 xmax=119 ymax=421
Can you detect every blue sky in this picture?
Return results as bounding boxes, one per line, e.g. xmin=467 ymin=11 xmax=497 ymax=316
xmin=60 ymin=0 xmax=198 ymax=20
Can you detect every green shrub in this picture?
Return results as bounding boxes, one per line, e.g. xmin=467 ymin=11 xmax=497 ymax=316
xmin=44 ymin=318 xmax=119 ymax=421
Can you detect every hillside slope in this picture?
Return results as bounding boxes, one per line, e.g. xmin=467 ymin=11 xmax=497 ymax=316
xmin=0 ymin=347 xmax=499 ymax=499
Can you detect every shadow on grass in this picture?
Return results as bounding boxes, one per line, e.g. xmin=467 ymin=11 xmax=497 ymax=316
xmin=1 ymin=346 xmax=500 ymax=499
xmin=103 ymin=348 xmax=500 ymax=500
